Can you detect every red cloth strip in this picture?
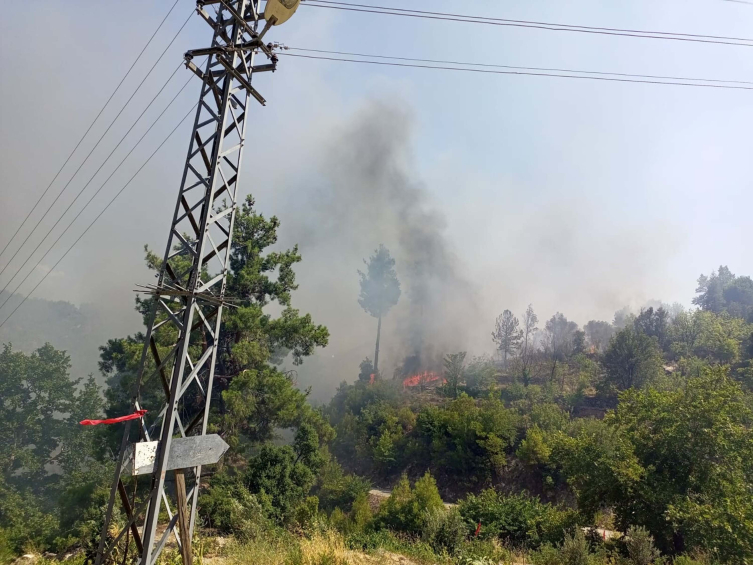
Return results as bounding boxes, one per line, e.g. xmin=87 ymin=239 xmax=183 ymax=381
xmin=80 ymin=409 xmax=147 ymax=426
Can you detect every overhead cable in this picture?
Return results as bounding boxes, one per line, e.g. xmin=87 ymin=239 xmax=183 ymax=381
xmin=0 ymin=10 xmax=193 ymax=283
xmin=0 ymin=0 xmax=182 ymax=263
xmin=287 ymin=46 xmax=753 ymax=86
xmin=303 ymin=0 xmax=753 ymax=48
xmin=0 ymin=103 xmax=199 ymax=329
xmin=278 ymin=52 xmax=753 ymax=90
xmin=0 ymin=68 xmax=197 ymax=313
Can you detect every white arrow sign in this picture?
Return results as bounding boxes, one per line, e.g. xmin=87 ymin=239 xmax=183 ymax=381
xmin=123 ymin=435 xmax=229 ymax=476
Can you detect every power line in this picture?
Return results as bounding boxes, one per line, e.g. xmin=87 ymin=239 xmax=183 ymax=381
xmin=310 ymin=0 xmax=753 ymax=41
xmin=0 ymin=0 xmax=182 ymax=264
xmin=308 ymin=0 xmax=753 ymax=42
xmin=0 ymin=64 xmax=193 ymax=310
xmin=0 ymin=10 xmax=193 ymax=283
xmin=303 ymin=1 xmax=753 ymax=48
xmin=0 ymin=102 xmax=199 ymax=329
xmin=287 ymin=46 xmax=753 ymax=86
xmin=278 ymin=52 xmax=753 ymax=90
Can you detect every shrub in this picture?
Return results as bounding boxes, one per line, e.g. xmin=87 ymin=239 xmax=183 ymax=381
xmin=459 ymin=490 xmax=578 ymax=548
xmin=328 ymin=508 xmax=348 ymax=533
xmin=560 ymin=529 xmax=591 ymax=565
xmin=314 ymin=460 xmax=371 ymax=513
xmin=672 ymin=556 xmax=706 ymax=565
xmin=532 ymin=530 xmax=596 ymax=565
xmin=517 ymin=426 xmax=552 ymax=465
xmin=345 ymin=529 xmax=395 ymax=552
xmin=350 ymin=494 xmax=373 ymax=532
xmin=345 ymin=529 xmax=439 ymax=563
xmin=0 ymin=529 xmax=14 ymax=565
xmin=293 ymin=496 xmax=321 ymax=531
xmin=414 ymin=396 xmax=518 ymax=486
xmin=376 ymin=473 xmax=444 ymax=534
xmin=625 ymin=526 xmax=661 ymax=565
xmin=456 ymin=538 xmax=511 ymax=565
xmin=244 ymin=427 xmax=324 ymax=524
xmin=422 ymin=507 xmax=466 ymax=555
xmin=198 ymin=473 xmax=268 ymax=539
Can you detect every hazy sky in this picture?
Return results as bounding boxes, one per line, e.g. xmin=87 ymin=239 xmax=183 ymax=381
xmin=1 ymin=0 xmax=751 ymax=398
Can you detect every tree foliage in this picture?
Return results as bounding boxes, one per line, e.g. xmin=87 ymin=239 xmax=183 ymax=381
xmin=376 ymin=473 xmax=444 ymax=534
xmin=358 ymin=245 xmax=401 ymax=320
xmin=0 ymin=344 xmax=105 ymax=555
xmin=694 ymin=266 xmax=753 ymax=321
xmin=442 ymin=351 xmax=466 ymax=398
xmin=601 ymin=327 xmax=663 ymax=393
xmin=100 ymin=195 xmax=330 ymax=452
xmin=492 ymin=310 xmax=523 ymax=364
xmin=358 ymin=245 xmax=400 ymax=374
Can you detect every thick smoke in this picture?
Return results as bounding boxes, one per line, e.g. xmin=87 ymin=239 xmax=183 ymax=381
xmin=277 ymin=101 xmax=481 ymax=391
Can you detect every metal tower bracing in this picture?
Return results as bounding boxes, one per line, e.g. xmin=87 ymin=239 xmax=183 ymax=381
xmin=94 ymin=2 xmax=284 ymax=564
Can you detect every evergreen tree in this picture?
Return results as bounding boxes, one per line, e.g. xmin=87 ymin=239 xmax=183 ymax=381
xmin=100 ymin=195 xmax=331 ymax=451
xmin=492 ymin=310 xmax=523 ymax=365
xmin=520 ymin=305 xmax=539 ymax=385
xmin=358 ymin=245 xmax=401 ymax=375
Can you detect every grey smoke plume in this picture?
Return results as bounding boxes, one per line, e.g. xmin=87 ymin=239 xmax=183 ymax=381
xmin=276 ymin=101 xmax=481 ymax=392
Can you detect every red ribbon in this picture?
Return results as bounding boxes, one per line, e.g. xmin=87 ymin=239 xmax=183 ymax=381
xmin=80 ymin=409 xmax=147 ymax=426
xmin=475 ymin=522 xmax=482 ymax=537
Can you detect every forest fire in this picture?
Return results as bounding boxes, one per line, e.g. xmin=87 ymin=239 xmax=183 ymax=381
xmin=402 ymin=371 xmax=444 ymax=388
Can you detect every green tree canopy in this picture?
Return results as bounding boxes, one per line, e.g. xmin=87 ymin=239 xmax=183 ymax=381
xmin=601 ymin=326 xmax=663 ymax=393
xmin=358 ymin=245 xmax=401 ymax=320
xmin=492 ymin=310 xmax=523 ymax=364
xmin=694 ymin=266 xmax=753 ymax=321
xmin=442 ymin=351 xmax=466 ymax=398
xmin=358 ymin=245 xmax=401 ymax=375
xmin=100 ymin=195 xmax=330 ymax=452
xmin=634 ymin=306 xmax=670 ymax=351
xmin=0 ymin=343 xmax=104 ymax=554
xmin=555 ymin=368 xmax=753 ymax=561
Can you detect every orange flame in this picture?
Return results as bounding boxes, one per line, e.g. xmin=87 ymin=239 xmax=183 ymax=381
xmin=403 ymin=371 xmax=443 ymax=388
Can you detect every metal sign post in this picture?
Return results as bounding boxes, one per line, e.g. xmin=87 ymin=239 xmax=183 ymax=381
xmin=93 ymin=2 xmax=298 ymax=564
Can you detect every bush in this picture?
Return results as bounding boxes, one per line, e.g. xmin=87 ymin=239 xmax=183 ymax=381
xmin=414 ymin=396 xmax=518 ymax=487
xmin=517 ymin=426 xmax=552 ymax=465
xmin=314 ymin=460 xmax=371 ymax=513
xmin=329 ymin=508 xmax=349 ymax=533
xmin=198 ymin=473 xmax=269 ymax=539
xmin=532 ymin=544 xmax=564 ymax=565
xmin=0 ymin=529 xmax=14 ymax=565
xmin=455 ymin=538 xmax=511 ymax=565
xmin=244 ymin=427 xmax=324 ymax=524
xmin=345 ymin=529 xmax=395 ymax=552
xmin=292 ymin=496 xmax=321 ymax=531
xmin=350 ymin=494 xmax=373 ymax=532
xmin=672 ymin=556 xmax=707 ymax=565
xmin=624 ymin=526 xmax=661 ymax=565
xmin=422 ymin=507 xmax=466 ymax=555
xmin=376 ymin=473 xmax=444 ymax=534
xmin=560 ymin=529 xmax=591 ymax=565
xmin=459 ymin=490 xmax=578 ymax=549
xmin=532 ymin=530 xmax=596 ymax=565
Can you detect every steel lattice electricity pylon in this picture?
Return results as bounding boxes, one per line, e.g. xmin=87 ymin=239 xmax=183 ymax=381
xmin=94 ymin=2 xmax=295 ymax=564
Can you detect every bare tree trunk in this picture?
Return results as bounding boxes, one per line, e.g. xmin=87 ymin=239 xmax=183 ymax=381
xmin=374 ymin=315 xmax=382 ymax=375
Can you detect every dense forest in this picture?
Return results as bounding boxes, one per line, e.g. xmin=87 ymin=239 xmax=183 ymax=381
xmin=1 ymin=196 xmax=752 ymax=565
